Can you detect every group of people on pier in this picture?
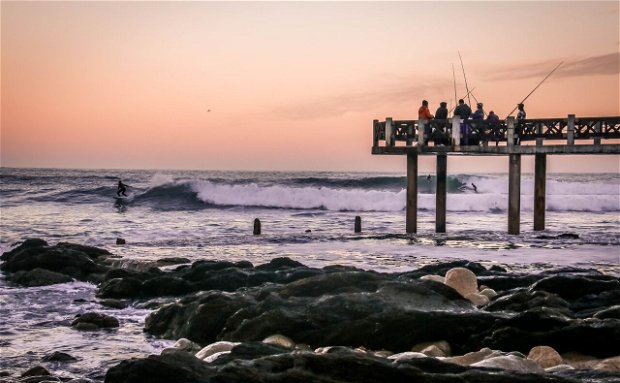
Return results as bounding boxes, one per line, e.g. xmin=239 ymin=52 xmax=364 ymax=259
xmin=417 ymin=99 xmax=526 ymax=146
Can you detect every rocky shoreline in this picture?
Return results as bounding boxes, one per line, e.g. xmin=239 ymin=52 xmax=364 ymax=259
xmin=1 ymin=239 xmax=619 ymax=383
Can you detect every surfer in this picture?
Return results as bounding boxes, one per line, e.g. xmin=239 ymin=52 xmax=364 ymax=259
xmin=471 ymin=183 xmax=478 ymax=193
xmin=427 ymin=174 xmax=431 ymax=182
xmin=117 ymin=180 xmax=129 ymax=197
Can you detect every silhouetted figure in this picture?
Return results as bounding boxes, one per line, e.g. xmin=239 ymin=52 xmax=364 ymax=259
xmin=471 ymin=183 xmax=478 ymax=193
xmin=427 ymin=174 xmax=432 ymax=182
xmin=454 ymin=99 xmax=472 ymax=145
xmin=435 ymin=102 xmax=448 ymax=120
xmin=515 ymin=103 xmax=526 ymax=145
xmin=117 ymin=180 xmax=128 ymax=197
xmin=418 ymin=100 xmax=435 ymax=145
xmin=486 ymin=111 xmax=501 ymax=146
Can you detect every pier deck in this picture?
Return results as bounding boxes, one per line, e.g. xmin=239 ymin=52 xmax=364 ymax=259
xmin=371 ymin=115 xmax=620 ymax=234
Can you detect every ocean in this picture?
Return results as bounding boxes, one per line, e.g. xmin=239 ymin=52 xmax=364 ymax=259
xmin=0 ymin=167 xmax=619 ymax=380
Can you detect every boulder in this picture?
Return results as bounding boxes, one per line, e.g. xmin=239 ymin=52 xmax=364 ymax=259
xmin=527 ymin=346 xmax=563 ymax=368
xmin=10 ymin=268 xmax=73 ymax=287
xmin=420 ymin=274 xmax=444 ymax=283
xmin=594 ymin=356 xmax=620 ymax=371
xmin=21 ymin=366 xmax=51 ymax=377
xmin=42 ymin=351 xmax=77 ymax=363
xmin=593 ymin=305 xmax=620 ymax=319
xmin=444 ymin=267 xmax=478 ymax=297
xmin=471 ymin=355 xmax=545 ymax=374
xmin=195 ymin=341 xmax=240 ymax=361
xmin=161 ymin=338 xmax=202 ymax=355
xmin=443 ymin=348 xmax=500 ymax=366
xmin=411 ymin=340 xmax=451 ymax=357
xmin=464 ymin=293 xmax=489 ymax=307
xmin=262 ymin=334 xmax=295 ymax=349
xmin=71 ymin=312 xmax=119 ymax=330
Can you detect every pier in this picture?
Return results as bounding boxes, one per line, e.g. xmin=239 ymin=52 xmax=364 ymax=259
xmin=371 ymin=115 xmax=620 ymax=234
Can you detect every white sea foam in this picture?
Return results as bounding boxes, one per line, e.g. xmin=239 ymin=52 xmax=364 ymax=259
xmin=189 ymin=179 xmax=620 ymax=212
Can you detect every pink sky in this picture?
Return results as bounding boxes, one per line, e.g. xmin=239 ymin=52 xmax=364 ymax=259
xmin=1 ymin=1 xmax=619 ymax=173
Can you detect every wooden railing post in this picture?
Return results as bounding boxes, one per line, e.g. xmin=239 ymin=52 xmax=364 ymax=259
xmin=507 ymin=117 xmax=515 ymax=147
xmin=386 ymin=117 xmax=394 ymax=147
xmin=418 ymin=119 xmax=426 ymax=146
xmin=373 ymin=119 xmax=379 ymax=147
xmin=536 ymin=122 xmax=543 ymax=146
xmin=508 ymin=153 xmax=521 ymax=234
xmin=594 ymin=121 xmax=601 ymax=145
xmin=452 ymin=117 xmax=461 ymax=148
xmin=567 ymin=114 xmax=575 ymax=145
xmin=407 ymin=123 xmax=414 ymax=146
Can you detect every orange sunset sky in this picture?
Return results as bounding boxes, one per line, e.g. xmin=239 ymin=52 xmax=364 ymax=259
xmin=1 ymin=1 xmax=619 ymax=173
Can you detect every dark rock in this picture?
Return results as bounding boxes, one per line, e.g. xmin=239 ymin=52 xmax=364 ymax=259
xmin=42 ymin=351 xmax=77 ymax=363
xmin=97 ymin=278 xmax=143 ymax=299
xmin=71 ymin=312 xmax=119 ymax=330
xmin=142 ymin=276 xmax=192 ymax=297
xmin=104 ymin=344 xmax=576 ymax=383
xmin=1 ymin=239 xmax=112 ymax=286
xmin=485 ymin=289 xmax=572 ymax=316
xmin=98 ymin=299 xmax=130 ymax=309
xmin=115 ymin=238 xmax=126 ymax=245
xmin=144 ymin=291 xmax=254 ymax=344
xmin=476 ymin=274 xmax=543 ymax=292
xmin=405 ymin=260 xmax=489 ymax=277
xmin=10 ymin=268 xmax=73 ymax=287
xmin=593 ymin=305 xmax=620 ymax=319
xmin=21 ymin=366 xmax=51 ymax=377
xmin=531 ymin=274 xmax=620 ymax=301
xmin=255 ymin=257 xmax=305 ymax=271
xmin=155 ymin=257 xmax=190 ymax=266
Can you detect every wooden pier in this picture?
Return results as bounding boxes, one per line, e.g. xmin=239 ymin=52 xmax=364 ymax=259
xmin=371 ymin=115 xmax=620 ymax=234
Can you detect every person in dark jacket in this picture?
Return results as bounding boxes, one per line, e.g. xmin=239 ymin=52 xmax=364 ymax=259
xmin=454 ymin=99 xmax=472 ymax=145
xmin=471 ymin=103 xmax=484 ymax=120
xmin=435 ymin=102 xmax=448 ymax=120
xmin=515 ymin=103 xmax=526 ymax=144
xmin=117 ymin=180 xmax=128 ymax=197
xmin=486 ymin=110 xmax=501 ymax=146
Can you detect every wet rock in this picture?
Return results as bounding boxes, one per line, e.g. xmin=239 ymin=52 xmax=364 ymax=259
xmin=527 ymin=345 xmax=563 ymax=368
xmin=105 ymin=344 xmax=577 ymax=383
xmin=97 ymin=278 xmax=143 ymax=299
xmin=42 ymin=351 xmax=77 ymax=363
xmin=531 ymin=274 xmax=620 ymax=302
xmin=262 ymin=334 xmax=295 ymax=349
xmin=471 ymin=354 xmax=545 ymax=374
xmin=156 ymin=257 xmax=190 ymax=266
xmin=595 ymin=356 xmax=620 ymax=371
xmin=593 ymin=305 xmax=620 ymax=319
xmin=10 ymin=268 xmax=73 ymax=287
xmin=388 ymin=351 xmax=428 ymax=361
xmin=485 ymin=289 xmax=571 ymax=315
xmin=420 ymin=274 xmax=444 ymax=283
xmin=161 ymin=338 xmax=202 ymax=355
xmin=479 ymin=288 xmax=497 ymax=299
xmin=0 ymin=239 xmax=112 ymax=286
xmin=115 ymin=238 xmax=126 ymax=245
xmin=465 ymin=292 xmax=489 ymax=306
xmin=411 ymin=340 xmax=451 ymax=357
xmin=71 ymin=312 xmax=119 ymax=330
xmin=444 ymin=267 xmax=478 ymax=297
xmin=195 ymin=341 xmax=240 ymax=361
xmin=21 ymin=366 xmax=51 ymax=377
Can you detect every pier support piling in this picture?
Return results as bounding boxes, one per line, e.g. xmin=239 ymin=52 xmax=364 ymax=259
xmin=436 ymin=155 xmax=447 ymax=233
xmin=534 ymin=154 xmax=546 ymax=231
xmin=508 ymin=154 xmax=521 ymax=234
xmin=253 ymin=218 xmax=261 ymax=235
xmin=406 ymin=152 xmax=418 ymax=234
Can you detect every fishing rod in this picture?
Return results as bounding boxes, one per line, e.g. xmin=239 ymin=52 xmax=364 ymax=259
xmin=506 ymin=61 xmax=564 ymax=118
xmin=458 ymin=51 xmax=472 ymax=107
xmin=452 ymin=64 xmax=458 ymax=109
xmin=448 ymin=87 xmax=477 ymax=114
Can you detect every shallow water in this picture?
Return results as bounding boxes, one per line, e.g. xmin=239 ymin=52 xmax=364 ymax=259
xmin=0 ymin=168 xmax=618 ymax=379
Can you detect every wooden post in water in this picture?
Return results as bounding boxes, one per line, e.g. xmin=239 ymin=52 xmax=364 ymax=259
xmin=436 ymin=154 xmax=447 ymax=233
xmin=354 ymin=216 xmax=362 ymax=233
xmin=534 ymin=154 xmax=546 ymax=231
xmin=406 ymin=152 xmax=418 ymax=234
xmin=253 ymin=218 xmax=261 ymax=235
xmin=508 ymin=154 xmax=521 ymax=234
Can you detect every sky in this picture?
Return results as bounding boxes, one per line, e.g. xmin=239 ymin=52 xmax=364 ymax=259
xmin=1 ymin=1 xmax=619 ymax=173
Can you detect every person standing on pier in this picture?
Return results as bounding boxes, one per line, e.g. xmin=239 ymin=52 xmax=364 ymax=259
xmin=515 ymin=103 xmax=526 ymax=145
xmin=418 ymin=100 xmax=434 ymax=145
xmin=454 ymin=99 xmax=472 ymax=145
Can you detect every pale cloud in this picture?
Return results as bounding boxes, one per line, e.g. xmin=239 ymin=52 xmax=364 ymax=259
xmin=483 ymin=52 xmax=619 ymax=81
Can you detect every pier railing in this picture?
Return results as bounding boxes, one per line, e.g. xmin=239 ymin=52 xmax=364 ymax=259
xmin=372 ymin=115 xmax=620 ymax=150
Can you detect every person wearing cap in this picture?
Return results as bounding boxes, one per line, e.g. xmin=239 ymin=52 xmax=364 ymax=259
xmin=418 ymin=100 xmax=434 ymax=145
xmin=472 ymin=102 xmax=485 ymax=120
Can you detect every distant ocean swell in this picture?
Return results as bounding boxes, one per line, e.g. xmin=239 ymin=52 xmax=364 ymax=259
xmin=3 ymin=174 xmax=618 ymax=213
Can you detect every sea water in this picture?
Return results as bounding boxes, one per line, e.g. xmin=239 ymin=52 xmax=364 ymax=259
xmin=0 ymin=168 xmax=619 ymax=379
